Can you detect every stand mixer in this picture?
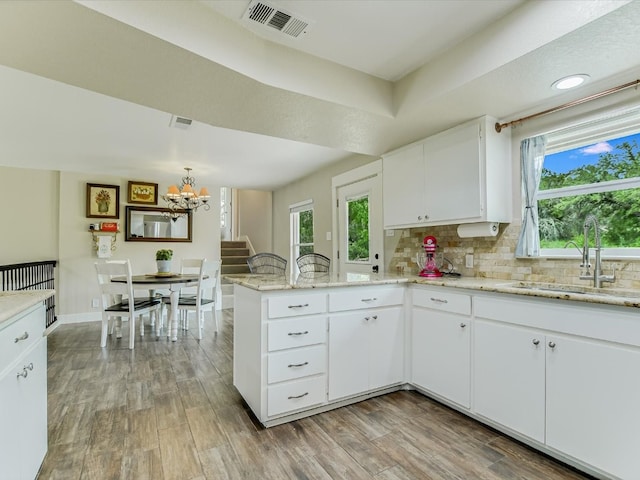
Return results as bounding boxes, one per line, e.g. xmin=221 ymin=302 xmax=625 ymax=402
xmin=415 ymin=235 xmax=443 ymax=278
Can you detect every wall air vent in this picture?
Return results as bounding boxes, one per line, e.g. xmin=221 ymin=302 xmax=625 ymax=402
xmin=242 ymin=0 xmax=311 ymax=39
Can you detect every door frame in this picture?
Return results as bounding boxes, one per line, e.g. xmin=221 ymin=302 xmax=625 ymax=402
xmin=331 ymin=160 xmax=383 ymax=274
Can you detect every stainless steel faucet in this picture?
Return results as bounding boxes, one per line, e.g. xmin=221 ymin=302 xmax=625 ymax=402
xmin=579 ymin=214 xmax=615 ymax=288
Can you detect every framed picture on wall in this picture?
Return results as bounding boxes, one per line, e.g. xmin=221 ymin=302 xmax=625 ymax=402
xmin=86 ymin=183 xmax=120 ymax=219
xmin=127 ymin=181 xmax=158 ymax=205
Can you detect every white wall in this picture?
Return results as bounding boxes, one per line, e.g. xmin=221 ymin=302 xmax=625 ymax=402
xmin=0 ymin=166 xmax=59 ymax=264
xmin=236 ymin=189 xmax=273 ymax=254
xmin=1 ymin=166 xmax=221 ymax=322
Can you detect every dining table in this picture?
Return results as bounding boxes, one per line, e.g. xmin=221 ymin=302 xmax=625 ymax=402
xmin=112 ymin=273 xmax=202 ymax=341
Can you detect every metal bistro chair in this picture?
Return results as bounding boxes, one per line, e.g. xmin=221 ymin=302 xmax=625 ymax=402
xmin=95 ymin=260 xmax=162 ymax=349
xmin=296 ymin=253 xmax=331 ymax=274
xmin=247 ymin=253 xmax=287 ymax=275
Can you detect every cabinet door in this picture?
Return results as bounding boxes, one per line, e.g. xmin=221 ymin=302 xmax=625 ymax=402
xmin=546 ymin=334 xmax=640 ymax=480
xmin=0 ymin=362 xmax=23 ymax=479
xmin=328 ymin=313 xmax=369 ymax=400
xmin=368 ymin=307 xmax=404 ymax=391
xmin=412 ymin=307 xmax=470 ymax=408
xmin=424 ymin=122 xmax=482 ymax=223
xmin=382 ymin=143 xmax=426 ymax=228
xmin=473 ymin=319 xmax=545 ymax=442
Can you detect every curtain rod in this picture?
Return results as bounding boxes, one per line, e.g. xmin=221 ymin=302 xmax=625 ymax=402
xmin=495 ymin=79 xmax=640 ymax=133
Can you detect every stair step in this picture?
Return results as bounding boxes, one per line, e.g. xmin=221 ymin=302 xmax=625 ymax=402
xmin=221 ymin=241 xmax=247 ymax=248
xmin=222 ymin=256 xmax=250 ymax=265
xmin=221 ymin=247 xmax=249 ymax=256
xmin=222 ymin=264 xmax=251 ymax=274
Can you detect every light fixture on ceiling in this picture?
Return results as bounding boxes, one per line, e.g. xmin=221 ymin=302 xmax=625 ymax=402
xmin=552 ymin=74 xmax=590 ymax=90
xmin=162 ymin=167 xmax=210 ymax=219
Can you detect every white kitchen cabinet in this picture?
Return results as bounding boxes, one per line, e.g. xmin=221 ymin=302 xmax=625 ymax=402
xmin=474 ymin=293 xmax=640 ymax=479
xmin=546 ymin=333 xmax=640 ymax=480
xmin=328 ymin=285 xmax=404 ymax=401
xmin=411 ymin=286 xmax=471 ymax=408
xmin=329 ymin=307 xmax=404 ymax=400
xmin=473 ymin=319 xmax=546 ymax=442
xmin=0 ymin=302 xmax=48 ymax=480
xmin=382 ymin=115 xmax=511 ymax=229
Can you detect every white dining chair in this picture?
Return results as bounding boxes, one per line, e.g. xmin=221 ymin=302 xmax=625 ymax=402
xmin=95 ymin=259 xmax=162 ymax=349
xmin=159 ymin=258 xmax=220 ymax=339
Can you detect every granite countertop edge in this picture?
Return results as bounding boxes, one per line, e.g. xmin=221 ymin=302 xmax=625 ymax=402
xmin=223 ymin=274 xmax=640 ymax=309
xmin=0 ymin=290 xmax=55 ymax=326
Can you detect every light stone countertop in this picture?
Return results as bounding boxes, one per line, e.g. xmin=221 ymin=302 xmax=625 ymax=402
xmin=0 ymin=290 xmax=55 ymax=327
xmin=224 ymin=273 xmax=640 ymax=309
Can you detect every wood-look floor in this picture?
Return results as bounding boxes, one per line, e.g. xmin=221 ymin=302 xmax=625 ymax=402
xmin=39 ymin=310 xmax=594 ymax=480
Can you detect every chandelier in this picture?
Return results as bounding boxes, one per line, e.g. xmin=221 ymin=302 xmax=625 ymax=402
xmin=163 ymin=167 xmax=211 ymax=219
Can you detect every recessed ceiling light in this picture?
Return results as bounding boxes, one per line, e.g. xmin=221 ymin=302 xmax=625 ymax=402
xmin=552 ymin=74 xmax=590 ymax=90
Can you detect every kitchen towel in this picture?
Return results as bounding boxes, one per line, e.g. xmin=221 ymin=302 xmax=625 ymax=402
xmin=97 ymin=235 xmax=112 ymax=258
xmin=457 ymin=222 xmax=499 ymax=238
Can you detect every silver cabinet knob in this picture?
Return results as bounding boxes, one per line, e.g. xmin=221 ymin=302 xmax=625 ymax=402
xmin=548 ymin=341 xmax=556 ymax=349
xmin=532 ymin=339 xmax=540 ymax=346
xmin=417 ymin=215 xmax=422 ymax=221
xmin=459 ymin=323 xmax=467 ymax=328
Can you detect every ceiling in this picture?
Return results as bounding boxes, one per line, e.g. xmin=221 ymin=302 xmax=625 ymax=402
xmin=0 ymin=0 xmax=639 ymax=190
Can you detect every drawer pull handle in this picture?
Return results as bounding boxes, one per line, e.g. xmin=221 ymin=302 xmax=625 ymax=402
xmin=532 ymin=339 xmax=540 ymax=346
xmin=288 ymin=392 xmax=309 ymax=400
xmin=16 ymin=368 xmax=28 ymax=379
xmin=364 ymin=315 xmax=378 ymax=321
xmin=430 ymin=297 xmax=448 ymax=304
xmin=459 ymin=323 xmax=466 ymax=328
xmin=288 ymin=361 xmax=309 ymax=368
xmin=361 ymin=298 xmax=377 ymax=302
xmin=548 ymin=341 xmax=556 ymax=349
xmin=288 ymin=331 xmax=309 ymax=336
xmin=288 ymin=303 xmax=310 ymax=309
xmin=14 ymin=331 xmax=29 ymax=343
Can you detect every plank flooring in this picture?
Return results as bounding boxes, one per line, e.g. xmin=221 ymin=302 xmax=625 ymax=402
xmin=39 ymin=310 xmax=594 ymax=480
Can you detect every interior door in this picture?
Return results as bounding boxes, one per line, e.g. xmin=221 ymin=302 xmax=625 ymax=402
xmin=336 ymin=175 xmax=383 ymax=274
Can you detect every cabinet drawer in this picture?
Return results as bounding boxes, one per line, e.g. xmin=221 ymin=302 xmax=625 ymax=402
xmin=268 ymin=345 xmax=326 ymax=384
xmin=268 ymin=316 xmax=327 ymax=352
xmin=329 ymin=287 xmax=404 ymax=312
xmin=268 ymin=293 xmax=326 ymax=319
xmin=267 ymin=375 xmax=326 ymax=417
xmin=0 ymin=304 xmax=43 ymax=372
xmin=412 ymin=288 xmax=471 ymax=315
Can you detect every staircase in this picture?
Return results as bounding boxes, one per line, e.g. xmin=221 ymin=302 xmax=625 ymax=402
xmin=221 ymin=240 xmax=251 ymax=308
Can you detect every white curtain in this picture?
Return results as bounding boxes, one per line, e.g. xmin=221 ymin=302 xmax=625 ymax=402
xmin=515 ymin=135 xmax=547 ymax=257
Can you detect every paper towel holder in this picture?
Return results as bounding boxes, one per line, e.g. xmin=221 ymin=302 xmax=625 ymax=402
xmin=89 ymin=229 xmax=119 ymax=257
xmin=457 ymin=222 xmax=500 ymax=238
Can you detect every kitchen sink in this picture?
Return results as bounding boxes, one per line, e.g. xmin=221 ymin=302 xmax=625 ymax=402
xmin=497 ymin=281 xmax=640 ymax=299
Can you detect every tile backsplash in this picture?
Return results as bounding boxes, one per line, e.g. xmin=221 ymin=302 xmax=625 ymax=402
xmin=389 ymin=222 xmax=640 ymax=290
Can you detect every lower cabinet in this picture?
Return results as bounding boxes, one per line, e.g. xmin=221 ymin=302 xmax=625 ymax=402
xmin=328 ymin=307 xmax=404 ymax=401
xmin=474 ymin=294 xmax=640 ymax=479
xmin=411 ymin=286 xmax=471 ymax=408
xmin=0 ymin=303 xmax=48 ymax=480
xmin=473 ymin=319 xmax=545 ymax=442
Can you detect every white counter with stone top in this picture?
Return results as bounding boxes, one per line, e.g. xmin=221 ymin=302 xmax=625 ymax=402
xmin=0 ymin=289 xmax=55 ymax=327
xmin=224 ymin=272 xmax=640 ymax=308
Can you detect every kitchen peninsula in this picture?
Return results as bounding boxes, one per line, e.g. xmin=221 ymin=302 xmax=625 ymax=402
xmin=228 ymin=272 xmax=640 ymax=480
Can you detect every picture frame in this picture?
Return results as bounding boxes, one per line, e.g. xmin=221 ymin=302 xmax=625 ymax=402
xmin=86 ymin=183 xmax=120 ymax=219
xmin=127 ymin=181 xmax=158 ymax=205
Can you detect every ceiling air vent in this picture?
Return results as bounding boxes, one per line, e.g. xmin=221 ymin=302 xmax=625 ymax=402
xmin=242 ymin=0 xmax=311 ymax=39
xmin=169 ymin=115 xmax=193 ymax=130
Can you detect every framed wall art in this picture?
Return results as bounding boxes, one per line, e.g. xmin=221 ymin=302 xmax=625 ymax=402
xmin=86 ymin=183 xmax=120 ymax=219
xmin=127 ymin=181 xmax=158 ymax=205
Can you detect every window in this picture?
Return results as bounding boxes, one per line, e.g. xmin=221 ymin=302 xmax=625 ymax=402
xmin=290 ymin=200 xmax=314 ymax=272
xmin=346 ymin=195 xmax=370 ymax=262
xmin=537 ymin=107 xmax=640 ymax=257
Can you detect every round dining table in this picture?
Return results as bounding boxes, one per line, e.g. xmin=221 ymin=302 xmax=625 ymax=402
xmin=112 ymin=273 xmax=202 ymax=341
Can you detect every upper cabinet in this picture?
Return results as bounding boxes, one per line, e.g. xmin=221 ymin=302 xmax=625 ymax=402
xmin=382 ymin=115 xmax=512 ymax=229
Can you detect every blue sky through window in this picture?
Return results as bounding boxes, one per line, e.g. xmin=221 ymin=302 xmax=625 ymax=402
xmin=544 ymin=132 xmax=640 ymax=174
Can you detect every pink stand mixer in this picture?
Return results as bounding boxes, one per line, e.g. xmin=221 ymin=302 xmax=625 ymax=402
xmin=416 ymin=235 xmax=443 ymax=278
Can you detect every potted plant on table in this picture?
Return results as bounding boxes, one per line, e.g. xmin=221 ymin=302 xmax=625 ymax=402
xmin=155 ymin=249 xmax=173 ymax=274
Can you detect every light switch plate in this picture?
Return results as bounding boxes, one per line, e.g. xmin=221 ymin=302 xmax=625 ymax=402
xmin=386 ymin=230 xmax=395 ymax=236
xmin=465 ymin=254 xmax=474 ymax=268
xmin=326 ymin=231 xmax=332 ymax=241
